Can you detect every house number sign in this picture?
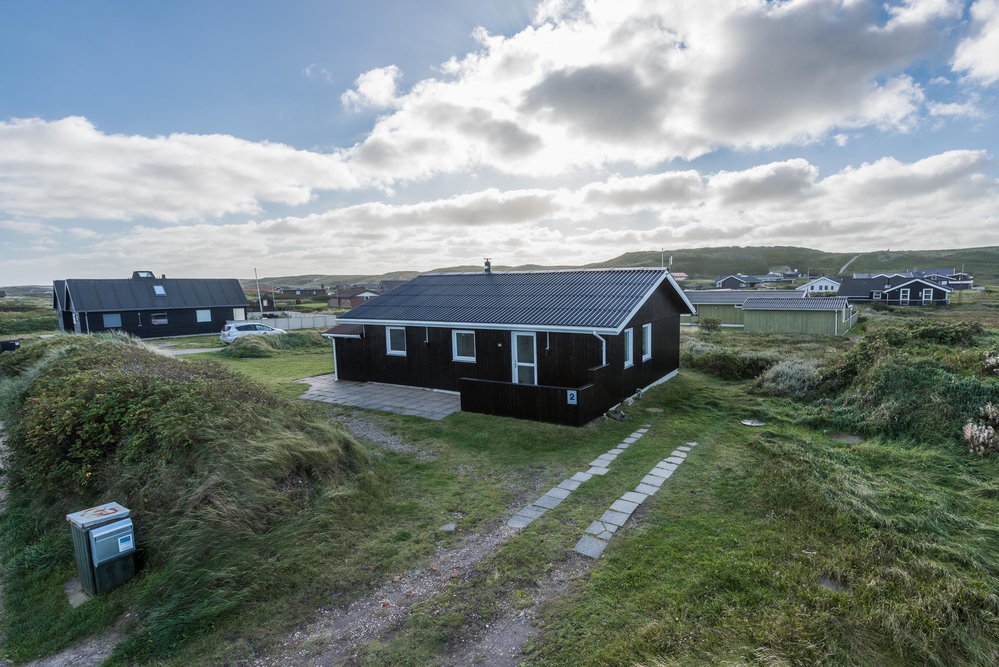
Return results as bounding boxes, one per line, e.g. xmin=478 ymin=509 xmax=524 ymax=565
xmin=566 ymin=390 xmax=578 ymax=405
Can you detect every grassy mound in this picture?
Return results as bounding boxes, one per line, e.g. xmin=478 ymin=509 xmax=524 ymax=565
xmin=0 ymin=333 xmax=368 ymax=662
xmin=218 ymin=331 xmax=329 ymax=358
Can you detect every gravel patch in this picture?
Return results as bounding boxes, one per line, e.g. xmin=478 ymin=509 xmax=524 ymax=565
xmin=331 ymin=412 xmax=436 ymax=460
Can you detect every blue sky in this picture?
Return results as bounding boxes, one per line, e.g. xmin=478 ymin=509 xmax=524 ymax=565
xmin=1 ymin=0 xmax=997 ymax=283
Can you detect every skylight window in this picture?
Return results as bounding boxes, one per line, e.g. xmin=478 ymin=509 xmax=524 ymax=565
xmin=153 ymin=285 xmax=167 ymax=296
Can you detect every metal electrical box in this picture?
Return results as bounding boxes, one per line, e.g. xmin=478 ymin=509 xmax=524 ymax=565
xmin=66 ymin=502 xmax=137 ymax=596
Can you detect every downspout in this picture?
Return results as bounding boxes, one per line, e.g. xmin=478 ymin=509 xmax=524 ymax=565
xmin=593 ymin=332 xmax=607 ymax=366
xmin=84 ymin=312 xmax=90 ymax=334
xmin=331 ymin=338 xmax=339 ymax=382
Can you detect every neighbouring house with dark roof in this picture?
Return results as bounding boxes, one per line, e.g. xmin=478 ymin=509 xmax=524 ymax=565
xmin=681 ymin=290 xmax=805 ymax=327
xmin=53 ymin=271 xmax=249 ymax=338
xmin=324 ymin=267 xmax=695 ymax=426
xmin=838 ymin=276 xmax=951 ymax=306
xmin=741 ymin=296 xmax=857 ymax=335
xmin=330 ymin=287 xmax=380 ymax=308
xmin=853 ymin=268 xmax=973 ymax=290
xmin=0 ymin=291 xmax=6 ymax=298
xmin=715 ymin=274 xmax=765 ymax=289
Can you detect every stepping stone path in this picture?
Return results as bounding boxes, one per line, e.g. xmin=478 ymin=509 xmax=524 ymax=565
xmin=507 ymin=426 xmax=652 ymax=529
xmin=574 ymin=441 xmax=699 ymax=559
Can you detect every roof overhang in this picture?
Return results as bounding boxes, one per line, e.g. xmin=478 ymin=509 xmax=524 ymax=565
xmin=884 ymin=278 xmax=952 ymax=293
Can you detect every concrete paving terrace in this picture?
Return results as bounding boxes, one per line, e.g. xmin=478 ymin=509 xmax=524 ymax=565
xmin=575 ymin=441 xmax=700 ymax=559
xmin=507 ymin=426 xmax=653 ymax=530
xmin=296 ymin=375 xmax=461 ymax=420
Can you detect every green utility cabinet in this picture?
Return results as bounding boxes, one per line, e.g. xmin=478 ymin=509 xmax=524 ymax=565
xmin=66 ymin=502 xmax=136 ymax=596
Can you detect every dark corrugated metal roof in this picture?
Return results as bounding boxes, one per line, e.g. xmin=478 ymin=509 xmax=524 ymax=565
xmin=64 ymin=278 xmax=248 ymax=312
xmin=324 ymin=323 xmax=364 ymax=338
xmin=338 ymin=269 xmax=693 ymax=332
xmin=741 ymin=297 xmax=850 ymax=311
xmin=684 ymin=290 xmax=805 ymax=305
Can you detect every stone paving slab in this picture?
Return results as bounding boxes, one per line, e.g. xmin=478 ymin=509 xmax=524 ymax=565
xmin=546 ymin=487 xmax=572 ymax=500
xmin=588 ymin=466 xmax=610 ymax=475
xmin=600 ymin=509 xmax=631 ymax=527
xmin=297 ymin=377 xmax=461 ymax=420
xmin=573 ymin=536 xmax=608 ymax=558
xmin=517 ymin=505 xmax=546 ymax=519
xmin=507 ymin=515 xmax=533 ymax=528
xmin=677 ymin=446 xmax=691 ymax=452
xmin=637 ymin=428 xmax=649 ymax=434
xmin=610 ymin=499 xmax=639 ymax=514
xmin=665 ymin=456 xmax=685 ymax=465
xmin=534 ymin=494 xmax=564 ymax=509
xmin=686 ymin=441 xmax=698 ymax=446
xmin=670 ymin=450 xmax=688 ymax=458
xmin=558 ymin=479 xmax=582 ymax=491
xmin=641 ymin=474 xmax=666 ymax=487
xmin=623 ymin=437 xmax=638 ymax=444
xmin=635 ymin=482 xmax=660 ymax=495
xmin=609 ymin=448 xmax=623 ymax=455
xmin=621 ymin=491 xmax=648 ymax=504
xmin=571 ymin=472 xmax=593 ymax=482
xmin=617 ymin=443 xmax=630 ymax=449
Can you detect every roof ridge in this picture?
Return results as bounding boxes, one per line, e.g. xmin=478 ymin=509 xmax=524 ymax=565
xmin=421 ymin=267 xmax=669 ymax=277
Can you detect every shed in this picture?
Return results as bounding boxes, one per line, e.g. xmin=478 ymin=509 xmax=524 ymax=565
xmin=681 ymin=290 xmax=805 ymax=327
xmin=741 ymin=297 xmax=857 ymax=335
xmin=53 ymin=272 xmax=249 ymax=338
xmin=327 ymin=268 xmax=695 ymax=426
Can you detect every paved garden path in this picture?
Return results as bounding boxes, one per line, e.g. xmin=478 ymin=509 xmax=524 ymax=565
xmin=299 ymin=376 xmax=461 ymax=420
xmin=574 ymin=442 xmax=698 ymax=558
xmin=507 ymin=425 xmax=653 ymax=529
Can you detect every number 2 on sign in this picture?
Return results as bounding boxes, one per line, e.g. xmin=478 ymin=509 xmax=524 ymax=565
xmin=567 ymin=391 xmax=577 ymax=405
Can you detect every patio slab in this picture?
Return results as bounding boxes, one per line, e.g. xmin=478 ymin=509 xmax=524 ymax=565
xmin=574 ymin=536 xmax=608 ymax=559
xmin=297 ymin=376 xmax=461 ymax=420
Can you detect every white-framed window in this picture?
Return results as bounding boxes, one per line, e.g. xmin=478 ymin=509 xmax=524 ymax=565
xmin=642 ymin=323 xmax=652 ymax=361
xmin=922 ymin=288 xmax=933 ymax=303
xmin=295 ymin=290 xmax=301 ymax=295
xmin=452 ymin=330 xmax=476 ymax=362
xmin=386 ymin=327 xmax=407 ymax=356
xmin=232 ymin=308 xmax=246 ymax=321
xmin=872 ymin=291 xmax=882 ymax=300
xmin=102 ymin=313 xmax=122 ymax=328
xmin=512 ymin=332 xmax=537 ymax=385
xmin=151 ymin=312 xmax=168 ymax=325
xmin=623 ymin=328 xmax=634 ymax=369
xmin=196 ymin=309 xmax=212 ymax=323
xmin=899 ymin=288 xmax=910 ymax=304
xmin=153 ymin=285 xmax=167 ymax=296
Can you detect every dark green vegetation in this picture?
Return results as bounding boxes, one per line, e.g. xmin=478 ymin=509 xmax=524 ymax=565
xmin=0 ymin=296 xmax=57 ymax=335
xmin=0 ymin=334 xmax=365 ymax=663
xmin=257 ymin=245 xmax=999 ymax=287
xmin=217 ymin=330 xmax=328 ymax=358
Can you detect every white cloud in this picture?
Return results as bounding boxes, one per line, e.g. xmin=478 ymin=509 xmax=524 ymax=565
xmin=927 ymin=95 xmax=986 ymax=118
xmin=341 ymin=66 xmax=403 ymax=111
xmin=302 ymin=64 xmax=334 ymax=83
xmin=0 ymin=117 xmax=362 ymax=222
xmin=31 ymin=150 xmax=993 ymax=283
xmin=339 ymin=0 xmax=960 ymax=183
xmin=953 ymin=0 xmax=999 ymax=85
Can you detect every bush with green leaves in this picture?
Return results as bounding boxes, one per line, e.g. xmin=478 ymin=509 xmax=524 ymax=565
xmin=681 ymin=339 xmax=781 ymax=380
xmin=218 ymin=330 xmax=329 ymax=358
xmin=0 ymin=333 xmax=368 ymax=661
xmin=757 ymin=359 xmax=820 ymax=399
xmin=699 ymin=317 xmax=721 ymax=332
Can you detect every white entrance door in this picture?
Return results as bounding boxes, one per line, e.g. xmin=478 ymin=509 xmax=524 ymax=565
xmin=512 ymin=332 xmax=537 ymax=385
xmin=899 ymin=288 xmax=910 ymax=305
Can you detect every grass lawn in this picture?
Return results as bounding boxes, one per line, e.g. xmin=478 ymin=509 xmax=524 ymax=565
xmin=152 ymin=334 xmax=227 ymax=349
xmin=183 ymin=348 xmax=333 ymax=399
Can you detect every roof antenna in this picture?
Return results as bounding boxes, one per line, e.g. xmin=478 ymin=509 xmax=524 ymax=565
xmin=484 ymin=258 xmax=492 ymax=274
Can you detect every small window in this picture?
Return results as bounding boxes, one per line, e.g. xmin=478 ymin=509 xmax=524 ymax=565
xmin=153 ymin=285 xmax=167 ymax=296
xmin=196 ymin=309 xmax=212 ymax=323
xmin=387 ymin=327 xmax=407 ymax=356
xmin=452 ymin=330 xmax=476 ymax=362
xmin=623 ymin=328 xmax=634 ymax=369
xmin=642 ymin=323 xmax=652 ymax=361
xmin=922 ymin=288 xmax=933 ymax=303
xmin=295 ymin=290 xmax=301 ymax=295
xmin=233 ymin=308 xmax=246 ymax=321
xmin=872 ymin=291 xmax=882 ymax=300
xmin=102 ymin=313 xmax=122 ymax=328
xmin=151 ymin=312 xmax=168 ymax=325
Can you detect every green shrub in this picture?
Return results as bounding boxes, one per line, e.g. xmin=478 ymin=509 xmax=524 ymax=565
xmin=681 ymin=341 xmax=781 ymax=380
xmin=0 ymin=334 xmax=367 ymax=661
xmin=757 ymin=359 xmax=820 ymax=399
xmin=219 ymin=331 xmax=329 ymax=358
xmin=699 ymin=317 xmax=721 ymax=332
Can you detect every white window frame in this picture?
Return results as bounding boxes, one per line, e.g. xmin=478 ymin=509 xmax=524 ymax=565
xmin=899 ymin=288 xmax=910 ymax=304
xmin=872 ymin=291 xmax=882 ymax=300
xmin=232 ymin=307 xmax=246 ymax=321
xmin=196 ymin=309 xmax=212 ymax=323
xmin=922 ymin=288 xmax=933 ymax=304
xmin=452 ymin=330 xmax=476 ymax=363
xmin=151 ymin=312 xmax=168 ymax=325
xmin=102 ymin=313 xmax=122 ymax=328
xmin=642 ymin=323 xmax=652 ymax=362
xmin=623 ymin=328 xmax=634 ymax=369
xmin=386 ymin=326 xmax=407 ymax=356
xmin=511 ymin=331 xmax=537 ymax=385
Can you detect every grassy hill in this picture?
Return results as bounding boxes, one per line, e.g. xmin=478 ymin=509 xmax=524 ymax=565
xmin=255 ymin=245 xmax=999 ymax=287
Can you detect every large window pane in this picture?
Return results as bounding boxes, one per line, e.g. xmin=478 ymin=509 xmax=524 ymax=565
xmin=516 ymin=334 xmax=534 ymax=363
xmin=454 ymin=331 xmax=475 ymax=360
xmin=388 ymin=327 xmax=407 ymax=355
xmin=196 ymin=309 xmax=211 ymax=323
xmin=517 ymin=365 xmax=535 ymax=385
xmin=102 ymin=313 xmax=122 ymax=328
xmin=151 ymin=312 xmax=168 ymax=325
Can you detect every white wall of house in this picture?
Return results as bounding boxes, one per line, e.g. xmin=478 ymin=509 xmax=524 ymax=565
xmin=797 ymin=278 xmax=840 ymax=294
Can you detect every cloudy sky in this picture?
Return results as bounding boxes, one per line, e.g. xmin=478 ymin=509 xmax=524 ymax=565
xmin=1 ymin=0 xmax=997 ymax=284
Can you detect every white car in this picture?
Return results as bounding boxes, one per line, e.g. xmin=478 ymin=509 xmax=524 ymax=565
xmin=220 ymin=322 xmax=286 ymax=344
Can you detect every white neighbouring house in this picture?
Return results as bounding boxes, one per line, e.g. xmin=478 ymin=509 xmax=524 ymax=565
xmin=796 ymin=277 xmax=841 ymax=294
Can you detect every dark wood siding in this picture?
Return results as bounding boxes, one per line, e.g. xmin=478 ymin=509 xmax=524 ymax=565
xmin=82 ymin=307 xmax=240 ymax=338
xmin=333 ymin=280 xmax=685 ymax=425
